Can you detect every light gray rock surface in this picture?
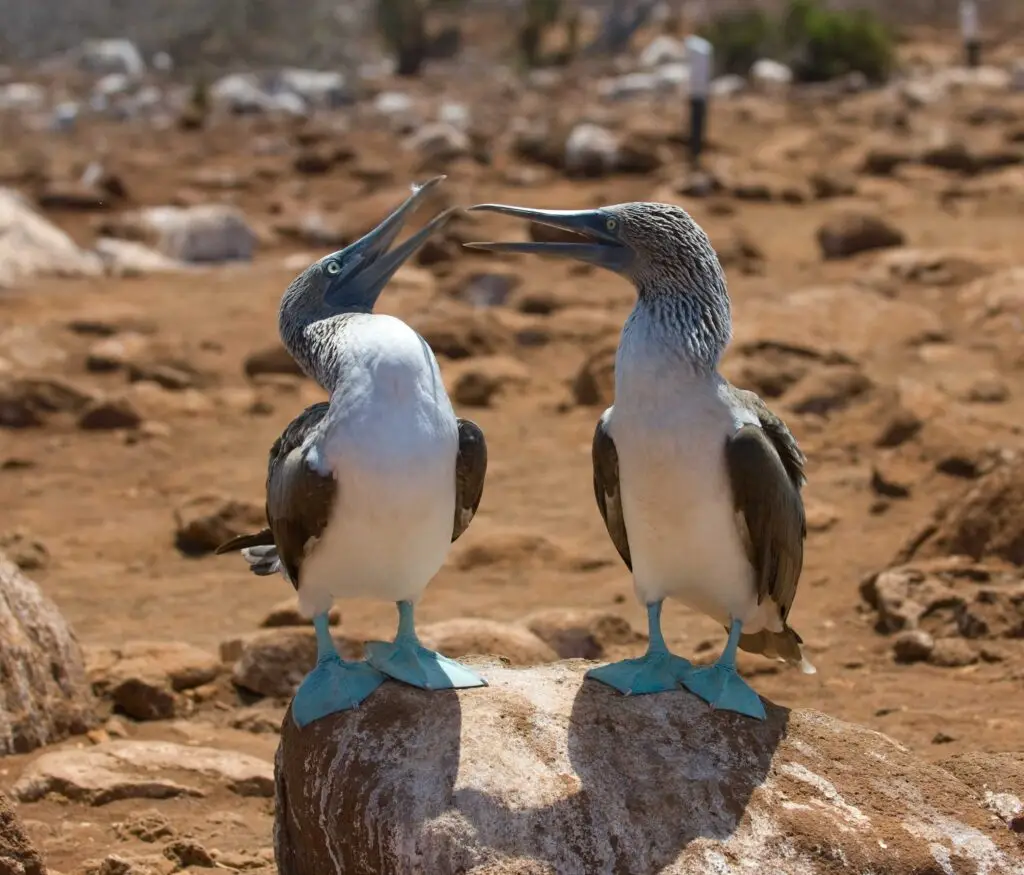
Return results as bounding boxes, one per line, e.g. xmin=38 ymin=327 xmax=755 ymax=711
xmin=0 ymin=552 xmax=96 ymax=755
xmin=13 ymin=740 xmax=273 ymax=804
xmin=274 ymin=659 xmax=1024 ymax=875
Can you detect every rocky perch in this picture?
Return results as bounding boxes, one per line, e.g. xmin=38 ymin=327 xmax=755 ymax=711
xmin=274 ymin=659 xmax=1024 ymax=875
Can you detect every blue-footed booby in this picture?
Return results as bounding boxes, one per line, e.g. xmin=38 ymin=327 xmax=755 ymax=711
xmin=217 ymin=177 xmax=487 ymax=728
xmin=465 ymin=200 xmax=814 ymax=720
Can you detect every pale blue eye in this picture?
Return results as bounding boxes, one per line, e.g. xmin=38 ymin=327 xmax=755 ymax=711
xmin=606 ymin=218 xmax=618 ymax=231
xmin=325 ymin=262 xmax=341 ymax=275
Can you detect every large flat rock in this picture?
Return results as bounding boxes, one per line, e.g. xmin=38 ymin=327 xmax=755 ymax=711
xmin=274 ymin=659 xmax=1023 ymax=875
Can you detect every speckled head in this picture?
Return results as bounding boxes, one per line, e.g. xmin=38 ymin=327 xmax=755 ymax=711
xmin=463 ymin=200 xmax=728 ymax=305
xmin=281 ymin=175 xmax=455 ymax=318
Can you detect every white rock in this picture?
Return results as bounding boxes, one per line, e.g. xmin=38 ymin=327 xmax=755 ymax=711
xmin=210 ymin=73 xmax=305 ymax=115
xmin=639 ymin=35 xmax=687 ymax=68
xmin=274 ymin=659 xmax=1024 ymax=874
xmin=94 ymin=238 xmax=189 ymax=277
xmin=565 ymin=122 xmax=619 ymax=175
xmin=750 ymin=58 xmax=793 ymax=86
xmin=597 ymin=72 xmax=661 ymax=101
xmin=0 ymin=188 xmax=103 ymax=288
xmin=79 ymin=39 xmax=145 ymax=78
xmin=711 ymin=74 xmax=747 ymax=97
xmin=119 ymin=205 xmax=257 ymax=263
xmin=438 ymin=100 xmax=471 ymax=130
xmin=655 ymin=62 xmax=690 ymax=90
xmin=13 ymin=740 xmax=273 ymax=804
xmin=404 ymin=122 xmax=470 ymax=163
xmin=374 ymin=91 xmax=416 ymax=117
xmin=275 ymin=68 xmax=350 ymax=108
xmin=0 ymin=82 xmax=46 ymax=111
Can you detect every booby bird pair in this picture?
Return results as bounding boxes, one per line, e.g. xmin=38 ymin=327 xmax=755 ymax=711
xmin=218 ymin=177 xmax=487 ymax=728
xmin=466 ymin=200 xmax=814 ymax=719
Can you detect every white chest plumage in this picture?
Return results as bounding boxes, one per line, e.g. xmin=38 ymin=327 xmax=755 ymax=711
xmin=608 ymin=313 xmax=773 ymax=632
xmin=298 ymin=315 xmax=458 ymax=616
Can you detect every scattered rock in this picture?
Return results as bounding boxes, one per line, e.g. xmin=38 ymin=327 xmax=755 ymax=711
xmin=418 ymin=619 xmax=558 ymax=666
xmin=173 ymin=496 xmax=265 ymax=557
xmin=113 ymin=810 xmax=175 ymax=843
xmin=230 ymin=704 xmax=286 ymax=735
xmin=870 ymin=460 xmax=914 ymax=499
xmin=0 ymin=530 xmax=48 ymax=571
xmin=0 ymin=377 xmax=95 ymax=429
xmin=0 ymin=188 xmax=103 ymax=288
xmin=784 ymin=364 xmax=872 ymax=415
xmin=816 ymin=211 xmax=906 ymax=259
xmin=564 ymin=123 xmax=618 ymax=178
xmin=244 ymin=345 xmax=305 ymax=379
xmin=895 ymin=458 xmax=1024 ymax=566
xmin=522 ymin=608 xmax=644 ymax=660
xmin=77 ymin=398 xmax=143 ymax=431
xmin=875 ymin=408 xmax=923 ymax=448
xmin=229 ymin=628 xmax=363 ymax=699
xmin=87 ymin=641 xmax=221 ymax=721
xmin=274 ymin=659 xmax=1024 ymax=875
xmin=0 ymin=552 xmax=96 ymax=755
xmin=162 ymin=840 xmax=214 ymax=869
xmin=85 ymin=334 xmax=150 ymax=373
xmin=0 ymin=790 xmax=45 ymax=875
xmin=860 ymin=557 xmax=1024 ymax=640
xmin=98 ymin=205 xmax=256 ymax=263
xmin=260 ymin=598 xmax=339 ymax=629
xmin=892 ymin=629 xmax=934 ymax=664
xmin=448 ymin=356 xmax=529 ymax=407
xmin=450 ymin=528 xmax=568 ymax=572
xmin=13 ymin=740 xmax=273 ymax=804
xmin=572 ymin=344 xmax=616 ymax=407
xmin=928 ymin=638 xmax=978 ymax=668
xmin=410 ymin=311 xmax=512 ymax=360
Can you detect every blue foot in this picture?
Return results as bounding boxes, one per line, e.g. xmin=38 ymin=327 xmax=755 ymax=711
xmin=364 ymin=600 xmax=487 ymax=690
xmin=292 ymin=609 xmax=386 ymax=728
xmin=681 ymin=617 xmax=766 ymax=720
xmin=586 ymin=650 xmax=693 ymax=695
xmin=292 ymin=655 xmax=386 ymax=728
xmin=682 ymin=664 xmax=766 ymax=720
xmin=364 ymin=639 xmax=486 ymax=690
xmin=585 ymin=600 xmax=691 ymax=695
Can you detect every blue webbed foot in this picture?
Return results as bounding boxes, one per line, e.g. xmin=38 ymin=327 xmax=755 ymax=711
xmin=682 ymin=663 xmax=766 ymax=720
xmin=364 ymin=638 xmax=487 ymax=690
xmin=364 ymin=600 xmax=487 ymax=691
xmin=585 ymin=600 xmax=691 ymax=695
xmin=292 ymin=655 xmax=386 ymax=728
xmin=586 ymin=650 xmax=693 ymax=695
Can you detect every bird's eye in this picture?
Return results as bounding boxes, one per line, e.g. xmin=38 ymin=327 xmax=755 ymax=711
xmin=605 ymin=218 xmax=618 ymax=231
xmin=325 ymin=262 xmax=341 ymax=276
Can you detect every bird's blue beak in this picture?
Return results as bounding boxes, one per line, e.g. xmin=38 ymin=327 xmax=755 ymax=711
xmin=323 ymin=175 xmax=455 ymax=310
xmin=463 ymin=204 xmax=633 ymax=273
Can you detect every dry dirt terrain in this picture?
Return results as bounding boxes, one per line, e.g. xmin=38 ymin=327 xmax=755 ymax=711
xmin=1 ymin=26 xmax=1023 ymax=874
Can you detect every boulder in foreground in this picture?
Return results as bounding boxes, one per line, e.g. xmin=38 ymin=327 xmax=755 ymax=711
xmin=274 ymin=659 xmax=1023 ymax=875
xmin=0 ymin=552 xmax=96 ymax=755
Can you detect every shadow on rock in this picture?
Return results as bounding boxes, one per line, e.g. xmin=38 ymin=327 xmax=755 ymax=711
xmin=455 ymin=678 xmax=788 ymax=872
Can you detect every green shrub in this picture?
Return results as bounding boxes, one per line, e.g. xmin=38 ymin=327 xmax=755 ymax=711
xmin=376 ymin=0 xmax=428 ymax=77
xmin=784 ymin=0 xmax=894 ymax=83
xmin=699 ymin=0 xmax=894 ymax=84
xmin=698 ymin=9 xmax=776 ymax=77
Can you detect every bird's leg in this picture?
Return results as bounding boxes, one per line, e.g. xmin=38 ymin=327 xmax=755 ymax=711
xmin=681 ymin=617 xmax=766 ymax=720
xmin=364 ymin=600 xmax=487 ymax=691
xmin=585 ymin=600 xmax=694 ymax=695
xmin=291 ymin=611 xmax=387 ymax=728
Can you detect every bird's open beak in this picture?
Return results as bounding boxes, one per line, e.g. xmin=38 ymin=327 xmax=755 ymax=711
xmin=463 ymin=204 xmax=633 ymax=273
xmin=325 ymin=175 xmax=455 ymax=308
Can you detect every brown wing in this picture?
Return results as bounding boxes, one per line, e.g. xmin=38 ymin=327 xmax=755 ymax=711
xmin=215 ymin=402 xmax=334 ymax=588
xmin=724 ymin=385 xmax=806 ymax=491
xmin=592 ymin=409 xmax=631 ymax=571
xmin=452 ymin=418 xmax=487 ymax=542
xmin=724 ymin=424 xmax=805 ymax=623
